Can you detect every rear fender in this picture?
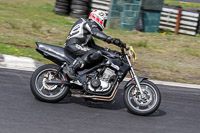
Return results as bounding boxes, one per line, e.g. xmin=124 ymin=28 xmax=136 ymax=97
xmin=36 ymin=48 xmax=65 ymax=65
xmin=35 ymin=42 xmax=73 ymax=65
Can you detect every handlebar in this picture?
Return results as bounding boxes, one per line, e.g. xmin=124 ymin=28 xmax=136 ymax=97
xmin=119 ymin=42 xmax=128 ymax=54
xmin=110 ymin=38 xmax=129 ymax=55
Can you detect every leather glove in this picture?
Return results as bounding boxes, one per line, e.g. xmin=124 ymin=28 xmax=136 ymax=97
xmin=112 ymin=38 xmax=126 ymax=48
xmin=120 ymin=42 xmax=126 ymax=48
xmin=106 ymin=37 xmax=126 ymax=48
xmin=112 ymin=38 xmax=121 ymax=46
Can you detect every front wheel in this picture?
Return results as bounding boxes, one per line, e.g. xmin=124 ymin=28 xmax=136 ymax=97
xmin=124 ymin=80 xmax=161 ymax=116
xmin=30 ymin=64 xmax=69 ymax=103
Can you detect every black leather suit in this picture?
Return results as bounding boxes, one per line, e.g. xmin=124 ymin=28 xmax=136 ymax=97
xmin=64 ymin=18 xmax=111 ymax=66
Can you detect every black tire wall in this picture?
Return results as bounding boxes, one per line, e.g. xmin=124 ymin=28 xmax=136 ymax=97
xmin=70 ymin=0 xmax=90 ymax=19
xmin=53 ymin=0 xmax=71 ymax=15
xmin=53 ymin=0 xmax=92 ymax=18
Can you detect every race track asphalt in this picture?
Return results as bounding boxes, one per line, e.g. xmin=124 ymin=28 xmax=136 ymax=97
xmin=0 ymin=68 xmax=200 ymax=133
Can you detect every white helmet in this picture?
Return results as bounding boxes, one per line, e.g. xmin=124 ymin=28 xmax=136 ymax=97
xmin=89 ymin=10 xmax=107 ymax=30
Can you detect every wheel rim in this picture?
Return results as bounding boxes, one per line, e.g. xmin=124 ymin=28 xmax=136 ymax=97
xmin=35 ymin=68 xmax=66 ymax=98
xmin=127 ymin=82 xmax=158 ymax=112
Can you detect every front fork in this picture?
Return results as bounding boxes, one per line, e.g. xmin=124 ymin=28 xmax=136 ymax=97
xmin=125 ymin=55 xmax=144 ymax=95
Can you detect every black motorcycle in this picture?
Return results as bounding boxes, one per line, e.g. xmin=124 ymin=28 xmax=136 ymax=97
xmin=30 ymin=42 xmax=161 ymax=116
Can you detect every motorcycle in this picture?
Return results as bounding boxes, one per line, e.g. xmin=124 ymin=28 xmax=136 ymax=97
xmin=30 ymin=41 xmax=161 ymax=116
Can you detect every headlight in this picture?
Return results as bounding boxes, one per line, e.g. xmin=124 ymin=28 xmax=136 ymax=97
xmin=128 ymin=46 xmax=137 ymax=62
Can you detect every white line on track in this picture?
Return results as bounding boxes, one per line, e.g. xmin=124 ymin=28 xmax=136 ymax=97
xmin=124 ymin=78 xmax=200 ymax=89
xmin=1 ymin=54 xmax=200 ymax=89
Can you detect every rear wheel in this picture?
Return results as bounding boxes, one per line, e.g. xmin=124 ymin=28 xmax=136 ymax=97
xmin=124 ymin=80 xmax=161 ymax=116
xmin=30 ymin=64 xmax=69 ymax=103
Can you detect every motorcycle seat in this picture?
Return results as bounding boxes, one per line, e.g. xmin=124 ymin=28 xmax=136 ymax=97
xmin=36 ymin=42 xmax=74 ymax=64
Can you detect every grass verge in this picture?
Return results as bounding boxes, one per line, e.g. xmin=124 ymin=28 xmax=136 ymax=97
xmin=165 ymin=0 xmax=200 ymax=9
xmin=0 ymin=0 xmax=200 ymax=84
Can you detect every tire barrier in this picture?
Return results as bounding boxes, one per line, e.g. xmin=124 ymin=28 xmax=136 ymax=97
xmin=70 ymin=0 xmax=90 ymax=19
xmin=53 ymin=0 xmax=112 ymax=19
xmin=53 ymin=0 xmax=71 ymax=15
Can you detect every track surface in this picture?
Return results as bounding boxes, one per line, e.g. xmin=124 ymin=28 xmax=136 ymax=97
xmin=0 ymin=68 xmax=200 ymax=133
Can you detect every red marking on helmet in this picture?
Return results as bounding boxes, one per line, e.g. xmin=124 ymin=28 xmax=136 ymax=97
xmin=90 ymin=13 xmax=103 ymax=26
xmin=99 ymin=20 xmax=103 ymax=25
xmin=94 ymin=10 xmax=97 ymax=12
xmin=91 ymin=14 xmax=95 ymax=19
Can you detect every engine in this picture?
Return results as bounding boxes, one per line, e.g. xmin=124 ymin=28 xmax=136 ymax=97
xmin=87 ymin=68 xmax=116 ymax=92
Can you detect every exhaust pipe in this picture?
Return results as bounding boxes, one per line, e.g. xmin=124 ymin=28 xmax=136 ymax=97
xmin=71 ymin=82 xmax=119 ymax=101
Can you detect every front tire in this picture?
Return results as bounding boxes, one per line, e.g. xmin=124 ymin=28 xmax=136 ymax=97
xmin=30 ymin=64 xmax=69 ymax=103
xmin=124 ymin=80 xmax=161 ymax=116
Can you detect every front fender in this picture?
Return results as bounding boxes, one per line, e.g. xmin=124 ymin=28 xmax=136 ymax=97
xmin=124 ymin=77 xmax=148 ymax=89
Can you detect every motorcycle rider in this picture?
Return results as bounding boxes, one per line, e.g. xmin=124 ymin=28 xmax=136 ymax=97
xmin=64 ymin=10 xmax=126 ymax=80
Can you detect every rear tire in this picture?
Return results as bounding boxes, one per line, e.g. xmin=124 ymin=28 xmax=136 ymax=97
xmin=70 ymin=12 xmax=88 ymax=18
xmin=56 ymin=0 xmax=70 ymax=3
xmin=30 ymin=64 xmax=69 ymax=103
xmin=124 ymin=80 xmax=161 ymax=116
xmin=71 ymin=5 xmax=89 ymax=11
xmin=70 ymin=9 xmax=88 ymax=15
xmin=71 ymin=1 xmax=89 ymax=6
xmin=54 ymin=5 xmax=68 ymax=10
xmin=53 ymin=7 xmax=69 ymax=15
xmin=53 ymin=7 xmax=68 ymax=12
xmin=56 ymin=2 xmax=69 ymax=7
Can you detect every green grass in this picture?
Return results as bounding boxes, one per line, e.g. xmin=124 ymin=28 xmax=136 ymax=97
xmin=130 ymin=40 xmax=148 ymax=48
xmin=165 ymin=0 xmax=200 ymax=9
xmin=0 ymin=0 xmax=200 ymax=84
xmin=181 ymin=49 xmax=200 ymax=57
xmin=0 ymin=43 xmax=50 ymax=63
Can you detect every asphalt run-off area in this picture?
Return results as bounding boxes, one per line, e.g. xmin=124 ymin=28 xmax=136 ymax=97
xmin=0 ymin=68 xmax=200 ymax=133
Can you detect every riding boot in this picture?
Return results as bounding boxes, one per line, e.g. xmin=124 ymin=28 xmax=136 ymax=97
xmin=66 ymin=57 xmax=85 ymax=80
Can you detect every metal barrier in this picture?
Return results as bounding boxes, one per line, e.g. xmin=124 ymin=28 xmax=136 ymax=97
xmin=159 ymin=6 xmax=200 ymax=36
xmin=91 ymin=0 xmax=111 ymax=13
